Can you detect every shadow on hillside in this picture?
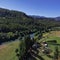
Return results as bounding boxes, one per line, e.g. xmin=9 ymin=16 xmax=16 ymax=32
xmin=27 ymin=55 xmax=37 ymax=60
xmin=31 ymin=51 xmax=45 ymax=60
xmin=16 ymin=42 xmax=45 ymax=60
xmin=17 ymin=49 xmax=45 ymax=60
xmin=22 ymin=52 xmax=37 ymax=60
xmin=25 ymin=48 xmax=44 ymax=60
xmin=46 ymin=55 xmax=53 ymax=58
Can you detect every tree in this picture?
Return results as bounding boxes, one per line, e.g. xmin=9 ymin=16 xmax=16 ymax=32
xmin=53 ymin=46 xmax=59 ymax=60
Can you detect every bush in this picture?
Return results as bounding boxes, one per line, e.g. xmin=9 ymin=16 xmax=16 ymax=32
xmin=46 ymin=40 xmax=57 ymax=44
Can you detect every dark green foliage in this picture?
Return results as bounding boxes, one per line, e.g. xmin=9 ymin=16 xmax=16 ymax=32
xmin=19 ymin=38 xmax=26 ymax=60
xmin=54 ymin=47 xmax=59 ymax=60
xmin=16 ymin=35 xmax=35 ymax=60
xmin=0 ymin=32 xmax=19 ymax=44
xmin=38 ymin=31 xmax=43 ymax=38
xmin=46 ymin=40 xmax=57 ymax=44
xmin=24 ymin=35 xmax=34 ymax=50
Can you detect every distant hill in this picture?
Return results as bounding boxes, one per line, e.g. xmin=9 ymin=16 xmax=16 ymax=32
xmin=29 ymin=15 xmax=47 ymax=19
xmin=0 ymin=8 xmax=30 ymax=20
xmin=55 ymin=17 xmax=60 ymax=20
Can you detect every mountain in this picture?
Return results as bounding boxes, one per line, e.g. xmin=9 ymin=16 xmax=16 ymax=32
xmin=29 ymin=15 xmax=47 ymax=19
xmin=0 ymin=8 xmax=59 ymax=21
xmin=55 ymin=17 xmax=60 ymax=20
xmin=0 ymin=8 xmax=29 ymax=19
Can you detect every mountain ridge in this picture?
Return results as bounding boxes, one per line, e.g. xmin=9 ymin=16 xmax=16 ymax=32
xmin=0 ymin=8 xmax=60 ymax=21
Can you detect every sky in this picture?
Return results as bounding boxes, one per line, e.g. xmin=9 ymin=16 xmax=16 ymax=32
xmin=0 ymin=0 xmax=60 ymax=17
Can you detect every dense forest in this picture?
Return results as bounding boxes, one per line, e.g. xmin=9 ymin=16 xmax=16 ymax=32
xmin=0 ymin=8 xmax=60 ymax=44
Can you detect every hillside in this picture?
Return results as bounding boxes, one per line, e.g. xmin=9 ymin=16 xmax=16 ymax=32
xmin=0 ymin=8 xmax=60 ymax=44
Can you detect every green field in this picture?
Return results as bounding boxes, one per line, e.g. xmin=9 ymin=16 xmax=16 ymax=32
xmin=39 ymin=31 xmax=60 ymax=43
xmin=0 ymin=40 xmax=20 ymax=60
xmin=38 ymin=31 xmax=60 ymax=60
xmin=0 ymin=31 xmax=60 ymax=60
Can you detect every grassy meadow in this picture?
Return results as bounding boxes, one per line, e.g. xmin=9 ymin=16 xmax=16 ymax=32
xmin=0 ymin=40 xmax=20 ymax=60
xmin=38 ymin=31 xmax=60 ymax=60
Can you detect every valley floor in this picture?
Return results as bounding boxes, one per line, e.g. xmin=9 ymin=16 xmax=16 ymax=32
xmin=0 ymin=31 xmax=60 ymax=60
xmin=0 ymin=40 xmax=19 ymax=60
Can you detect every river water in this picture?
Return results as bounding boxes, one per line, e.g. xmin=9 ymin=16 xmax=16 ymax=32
xmin=30 ymin=33 xmax=34 ymax=39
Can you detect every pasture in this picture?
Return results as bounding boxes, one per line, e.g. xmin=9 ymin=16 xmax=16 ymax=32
xmin=0 ymin=40 xmax=20 ymax=60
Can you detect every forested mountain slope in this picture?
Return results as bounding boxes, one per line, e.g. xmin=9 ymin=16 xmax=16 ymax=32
xmin=0 ymin=8 xmax=60 ymax=44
